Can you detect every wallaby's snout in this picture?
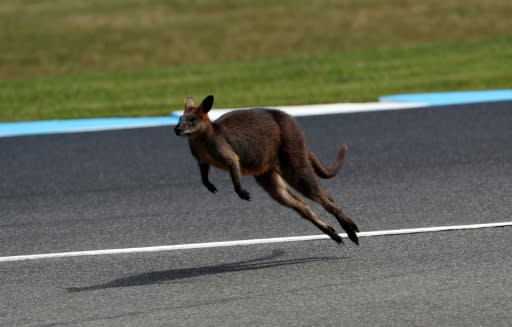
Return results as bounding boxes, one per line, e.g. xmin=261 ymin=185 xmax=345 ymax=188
xmin=174 ymin=117 xmax=195 ymax=137
xmin=174 ymin=122 xmax=182 ymax=136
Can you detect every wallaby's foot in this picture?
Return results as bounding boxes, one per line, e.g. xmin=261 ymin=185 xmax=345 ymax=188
xmin=325 ymin=225 xmax=343 ymax=243
xmin=347 ymin=230 xmax=359 ymax=245
xmin=235 ymin=188 xmax=251 ymax=201
xmin=320 ymin=224 xmax=343 ymax=243
xmin=331 ymin=233 xmax=343 ymax=243
xmin=340 ymin=218 xmax=359 ymax=245
xmin=205 ymin=182 xmax=217 ymax=193
xmin=314 ymin=194 xmax=360 ymax=245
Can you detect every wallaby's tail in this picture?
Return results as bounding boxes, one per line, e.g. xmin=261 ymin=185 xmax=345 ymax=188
xmin=309 ymin=144 xmax=347 ymax=179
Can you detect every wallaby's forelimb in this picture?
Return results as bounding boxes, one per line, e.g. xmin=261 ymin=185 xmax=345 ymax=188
xmin=199 ymin=164 xmax=217 ymax=193
xmin=309 ymin=144 xmax=347 ymax=179
xmin=228 ymin=161 xmax=251 ymax=201
xmin=211 ymin=138 xmax=251 ymax=201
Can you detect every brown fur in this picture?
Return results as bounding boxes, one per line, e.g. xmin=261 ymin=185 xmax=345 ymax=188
xmin=175 ymin=95 xmax=359 ymax=244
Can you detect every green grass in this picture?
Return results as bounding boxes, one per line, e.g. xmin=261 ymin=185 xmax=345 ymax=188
xmin=1 ymin=0 xmax=511 ymax=121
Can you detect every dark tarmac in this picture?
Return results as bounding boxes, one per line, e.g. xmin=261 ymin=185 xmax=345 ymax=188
xmin=1 ymin=101 xmax=511 ymax=326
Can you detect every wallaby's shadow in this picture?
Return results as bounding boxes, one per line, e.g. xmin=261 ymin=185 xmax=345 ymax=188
xmin=67 ymin=250 xmax=346 ymax=293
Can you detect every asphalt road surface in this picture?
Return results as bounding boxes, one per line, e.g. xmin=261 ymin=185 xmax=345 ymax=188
xmin=1 ymin=101 xmax=511 ymax=326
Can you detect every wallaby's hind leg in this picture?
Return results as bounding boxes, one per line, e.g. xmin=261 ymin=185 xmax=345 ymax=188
xmin=314 ymin=193 xmax=359 ymax=244
xmin=283 ymin=168 xmax=360 ymax=244
xmin=255 ymin=171 xmax=343 ymax=243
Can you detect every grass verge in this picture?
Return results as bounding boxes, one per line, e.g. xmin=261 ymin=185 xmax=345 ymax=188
xmin=1 ymin=39 xmax=511 ymax=122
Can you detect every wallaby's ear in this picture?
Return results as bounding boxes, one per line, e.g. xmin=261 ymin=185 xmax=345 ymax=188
xmin=184 ymin=97 xmax=196 ymax=111
xmin=199 ymin=95 xmax=214 ymax=113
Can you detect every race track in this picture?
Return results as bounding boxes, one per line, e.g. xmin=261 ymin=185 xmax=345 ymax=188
xmin=1 ymin=101 xmax=511 ymax=326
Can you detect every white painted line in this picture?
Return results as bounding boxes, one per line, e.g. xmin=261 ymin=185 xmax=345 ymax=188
xmin=2 ymin=101 xmax=424 ymax=138
xmin=176 ymin=101 xmax=425 ymax=121
xmin=1 ymin=221 xmax=511 ymax=263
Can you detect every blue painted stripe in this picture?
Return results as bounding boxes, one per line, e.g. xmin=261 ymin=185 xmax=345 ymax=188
xmin=2 ymin=90 xmax=512 ymax=138
xmin=379 ymin=89 xmax=512 ymax=106
xmin=0 ymin=116 xmax=179 ymax=138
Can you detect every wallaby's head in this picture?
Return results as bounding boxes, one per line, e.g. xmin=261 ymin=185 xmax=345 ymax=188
xmin=174 ymin=95 xmax=214 ymax=137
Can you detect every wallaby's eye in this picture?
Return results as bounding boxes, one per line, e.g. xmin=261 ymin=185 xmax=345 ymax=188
xmin=188 ymin=117 xmax=197 ymax=125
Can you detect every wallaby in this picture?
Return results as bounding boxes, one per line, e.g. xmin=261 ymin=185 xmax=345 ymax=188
xmin=174 ymin=95 xmax=359 ymax=244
